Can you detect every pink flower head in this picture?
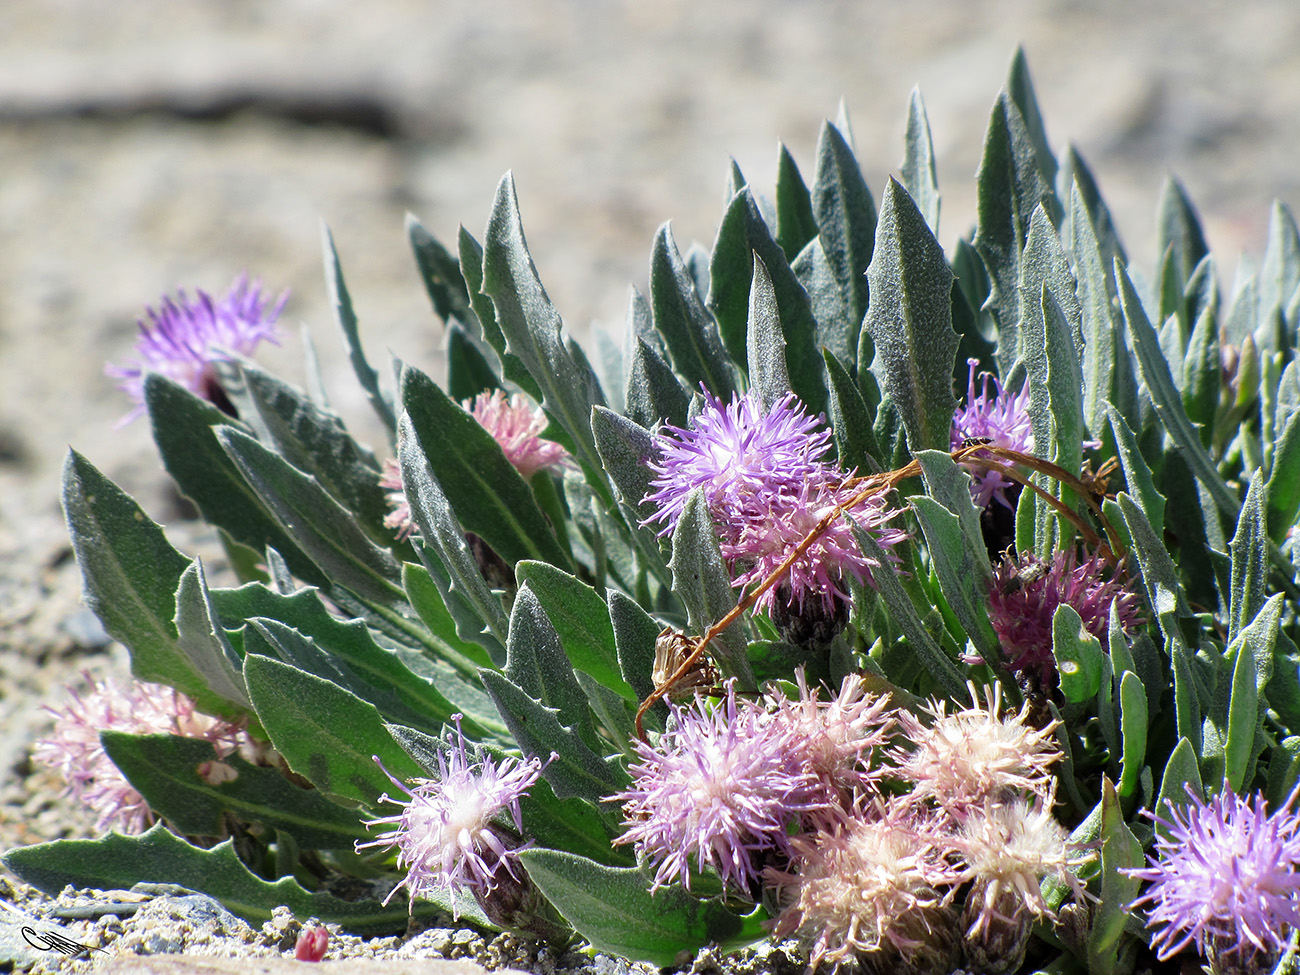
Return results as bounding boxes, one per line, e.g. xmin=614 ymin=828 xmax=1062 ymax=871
xmin=467 ymin=390 xmax=569 ymax=479
xmin=356 ymin=716 xmax=549 ymax=915
xmin=32 ymin=672 xmax=248 ymax=834
xmin=725 ymin=478 xmax=908 ymax=618
xmin=1126 ymin=786 xmax=1300 ymax=968
xmin=107 ymin=273 xmax=286 ymax=423
xmin=614 ymin=682 xmax=827 ymax=893
xmin=951 ymin=359 xmax=1034 ymax=510
xmin=987 ymin=549 xmax=1144 ymax=690
xmin=642 ymin=388 xmax=832 ymax=537
xmin=379 ymin=458 xmax=416 ymax=541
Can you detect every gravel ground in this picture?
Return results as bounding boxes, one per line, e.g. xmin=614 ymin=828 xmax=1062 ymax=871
xmin=2 ymin=1 xmax=1299 ymax=971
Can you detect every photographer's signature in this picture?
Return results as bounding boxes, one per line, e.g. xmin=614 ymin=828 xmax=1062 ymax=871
xmin=21 ymin=924 xmax=108 ymax=956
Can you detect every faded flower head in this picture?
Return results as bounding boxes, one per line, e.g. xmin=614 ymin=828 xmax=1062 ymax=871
xmin=379 ymin=458 xmax=416 ymax=540
xmin=951 ymin=358 xmax=1034 ymax=510
xmin=468 ymin=389 xmax=569 ymax=479
xmin=642 ymin=388 xmax=832 ymax=537
xmin=1126 ymin=786 xmax=1300 ymax=968
xmin=614 ymin=682 xmax=826 ymax=893
xmin=767 ymin=671 xmax=896 ymax=802
xmin=107 ymin=273 xmax=286 ymax=423
xmin=987 ymin=549 xmax=1144 ymax=690
xmin=766 ymin=797 xmax=960 ymax=973
xmin=895 ymin=682 xmax=1061 ymax=819
xmin=33 ymin=673 xmax=248 ymax=834
xmin=357 ymin=716 xmax=549 ymax=915
xmin=725 ymin=478 xmax=908 ymax=619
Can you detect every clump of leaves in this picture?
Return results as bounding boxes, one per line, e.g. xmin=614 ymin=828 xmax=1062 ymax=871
xmin=13 ymin=48 xmax=1300 ymax=975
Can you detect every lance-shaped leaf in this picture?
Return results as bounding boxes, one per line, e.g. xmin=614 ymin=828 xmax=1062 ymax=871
xmin=625 ymin=335 xmax=691 ymax=431
xmin=775 ymin=142 xmax=817 ymax=262
xmin=102 ymin=733 xmax=366 ymax=848
xmin=322 ymin=222 xmax=396 ymax=435
xmin=668 ymin=491 xmax=752 ymax=687
xmin=1224 ymin=614 xmax=1263 ymax=794
xmin=1155 ymin=737 xmax=1205 ymax=835
xmin=400 ymin=364 xmax=572 ymax=570
xmin=648 ymin=223 xmax=734 ymax=398
xmin=1228 ymin=471 xmax=1269 ymax=644
xmin=813 ymin=119 xmax=876 ymax=326
xmin=973 ymin=91 xmax=1058 ymax=372
xmin=590 ymin=406 xmax=673 ymax=584
xmin=398 ymin=412 xmax=510 ymax=648
xmin=609 ymin=590 xmax=664 ymax=721
xmin=407 ymin=213 xmax=476 ymax=329
xmin=446 ymin=320 xmax=501 ymax=404
xmin=1086 ymin=779 xmax=1144 ymax=975
xmin=174 ymin=559 xmax=251 ymax=711
xmin=1267 ymin=408 xmax=1300 ymax=542
xmin=1118 ymin=670 xmax=1147 ymax=800
xmin=794 ymin=236 xmax=856 ymax=371
xmin=61 ymin=452 xmax=247 ymax=720
xmin=1052 ymin=604 xmax=1104 ymax=704
xmin=863 ymin=177 xmax=959 ymax=453
xmin=459 ymin=225 xmax=541 ymax=401
xmin=1156 ymin=178 xmax=1210 ymax=300
xmin=900 ymin=86 xmax=940 ymax=235
xmin=480 ymin=173 xmax=606 ymax=472
xmin=2 ymin=824 xmax=465 ymax=934
xmin=519 ymin=850 xmax=767 ymax=966
xmin=217 ymin=427 xmax=404 ymax=609
xmin=746 ymin=253 xmax=792 ymax=411
xmin=825 ymin=349 xmax=882 ymax=472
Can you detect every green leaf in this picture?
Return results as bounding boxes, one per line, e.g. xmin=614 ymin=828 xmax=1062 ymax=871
xmin=1182 ymin=306 xmax=1220 ymax=447
xmin=625 ymin=335 xmax=691 ymax=431
xmin=608 ymin=590 xmax=665 ymax=722
xmin=1118 ymin=670 xmax=1148 ymax=799
xmin=445 ymin=320 xmax=501 ymax=403
xmin=1106 ymin=404 xmax=1165 ymax=538
xmin=144 ymin=375 xmax=325 ymax=589
xmin=174 ymin=560 xmax=252 ymax=711
xmin=1267 ymin=409 xmax=1300 ymax=543
xmin=1086 ymin=779 xmax=1144 ymax=975
xmin=1154 ymin=736 xmax=1205 ymax=830
xmin=775 ymin=142 xmax=817 ymax=262
xmin=407 ymin=213 xmax=476 ymax=329
xmin=400 ymin=364 xmax=572 ymax=569
xmin=863 ymin=177 xmax=959 ymax=453
xmin=648 ymin=223 xmax=735 ymax=398
xmin=398 ymin=412 xmax=511 ymax=647
xmin=794 ymin=237 xmax=856 ymax=371
xmin=1117 ymin=260 xmax=1240 ymax=519
xmin=1061 ymin=145 xmax=1127 ymax=269
xmin=459 ymin=225 xmax=542 ymax=401
xmin=217 ymin=427 xmax=404 ymax=608
xmin=516 ymin=561 xmax=630 ymax=702
xmin=480 ymin=669 xmax=628 ymax=804
xmin=518 ymin=850 xmax=766 ymax=965
xmin=1052 ymin=604 xmax=1104 ymax=704
xmin=1229 ymin=471 xmax=1269 ymax=643
xmin=813 ymin=119 xmax=876 ymax=326
xmin=746 ymin=254 xmax=792 ymax=410
xmin=1117 ymin=492 xmax=1192 ymax=634
xmin=1156 ymin=178 xmax=1210 ymax=300
xmin=102 ymin=733 xmax=366 ymax=848
xmin=322 ymin=222 xmax=396 ymax=435
xmin=973 ymin=91 xmax=1058 ymax=372
xmin=824 ymin=349 xmax=882 ymax=472
xmin=900 ymin=86 xmax=940 ymax=235
xmin=61 ymin=451 xmax=247 ymax=720
xmin=401 ymin=562 xmax=496 ymax=670
xmin=1225 ymin=615 xmax=1262 ymax=793
xmin=243 ymin=652 xmax=422 ymax=805
xmin=1006 ymin=47 xmax=1058 ymax=188
xmin=481 ymin=173 xmax=607 ymax=474
xmin=668 ymin=491 xmax=752 ymax=686
xmin=2 ymin=825 xmax=465 ymax=934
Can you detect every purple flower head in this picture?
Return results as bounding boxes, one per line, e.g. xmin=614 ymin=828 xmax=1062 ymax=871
xmin=613 ymin=681 xmax=827 ymax=893
xmin=107 ymin=273 xmax=287 ymax=423
xmin=468 ymin=390 xmax=570 ymax=478
xmin=32 ymin=672 xmax=248 ymax=834
xmin=725 ymin=478 xmax=908 ymax=618
xmin=987 ymin=549 xmax=1145 ymax=691
xmin=379 ymin=458 xmax=416 ymax=541
xmin=1126 ymin=786 xmax=1300 ymax=968
xmin=951 ymin=359 xmax=1034 ymax=509
xmin=642 ymin=388 xmax=832 ymax=537
xmin=356 ymin=716 xmax=549 ymax=915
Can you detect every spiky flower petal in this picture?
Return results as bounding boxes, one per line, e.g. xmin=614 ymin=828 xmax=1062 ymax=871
xmin=357 ymin=717 xmax=548 ymax=915
xmin=642 ymin=389 xmax=831 ymax=537
xmin=614 ymin=682 xmax=826 ymax=893
xmin=986 ymin=549 xmax=1144 ymax=690
xmin=467 ymin=390 xmax=569 ymax=478
xmin=951 ymin=359 xmax=1034 ymax=510
xmin=766 ymin=797 xmax=960 ymax=973
xmin=1125 ymin=786 xmax=1300 ymax=969
xmin=32 ymin=673 xmax=248 ymax=834
xmin=107 ymin=273 xmax=286 ymax=422
xmin=894 ymin=683 xmax=1061 ymax=820
xmin=379 ymin=458 xmax=416 ymax=540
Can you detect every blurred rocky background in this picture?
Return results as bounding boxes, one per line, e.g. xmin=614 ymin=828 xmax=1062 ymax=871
xmin=2 ymin=0 xmax=1298 ymax=846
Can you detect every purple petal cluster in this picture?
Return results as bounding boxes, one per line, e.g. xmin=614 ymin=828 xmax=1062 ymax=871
xmin=107 ymin=273 xmax=286 ymax=422
xmin=1127 ymin=787 xmax=1300 ymax=968
xmin=357 ymin=717 xmax=548 ymax=914
xmin=379 ymin=458 xmax=416 ymax=541
xmin=643 ymin=388 xmax=905 ymax=619
xmin=614 ymin=681 xmax=827 ymax=893
xmin=467 ymin=390 xmax=570 ymax=478
xmin=33 ymin=673 xmax=249 ymax=834
xmin=986 ymin=549 xmax=1144 ymax=690
xmin=951 ymin=358 xmax=1034 ymax=509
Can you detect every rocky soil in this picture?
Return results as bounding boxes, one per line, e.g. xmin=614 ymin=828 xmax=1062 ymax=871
xmin=1 ymin=0 xmax=1299 ymax=970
